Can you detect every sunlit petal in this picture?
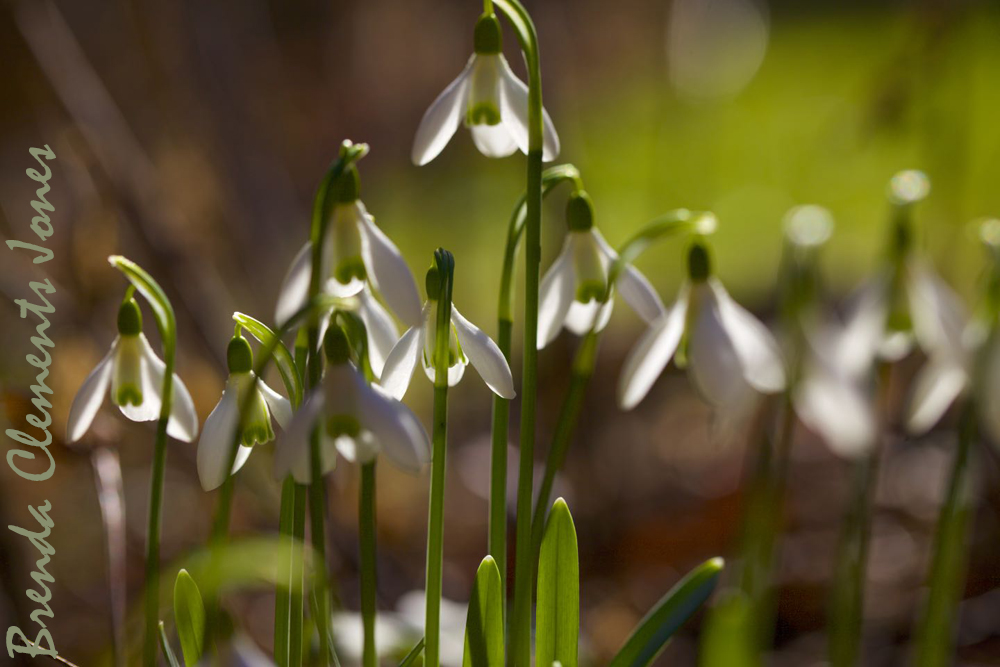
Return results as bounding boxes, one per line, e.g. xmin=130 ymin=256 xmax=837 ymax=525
xmin=380 ymin=324 xmax=424 ymax=400
xmin=197 ymin=384 xmax=252 ymax=491
xmin=499 ymin=56 xmax=560 ymax=160
xmin=794 ymin=362 xmax=876 ymax=458
xmin=905 ymin=356 xmax=968 ymax=435
xmin=357 ymin=205 xmax=422 ymax=326
xmin=688 ymin=284 xmax=756 ymax=408
xmin=66 ymin=343 xmax=116 ymax=442
xmin=359 ymin=381 xmax=431 ymax=473
xmin=907 ymin=261 xmax=967 ymax=357
xmin=139 ymin=334 xmax=199 ymax=441
xmin=275 ymin=242 xmax=313 ymax=326
xmin=451 ymin=306 xmax=515 ymax=398
xmin=470 ymin=123 xmax=518 ymax=158
xmin=711 ymin=280 xmax=786 ymax=393
xmin=538 ymin=237 xmax=576 ymax=348
xmin=618 ymin=287 xmax=689 ymax=410
xmin=356 ymin=286 xmax=400 ymax=378
xmin=274 ymin=389 xmax=326 ymax=484
xmin=116 ymin=334 xmax=161 ymax=423
xmin=412 ymin=58 xmax=474 ymax=166
xmin=259 ymin=378 xmax=292 ymax=429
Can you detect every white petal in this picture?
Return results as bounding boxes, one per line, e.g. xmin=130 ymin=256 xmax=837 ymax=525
xmin=358 ymin=382 xmax=431 ymax=473
xmin=118 ymin=335 xmax=162 ymax=423
xmin=258 ymin=378 xmax=292 ymax=429
xmin=139 ymin=335 xmax=199 ymax=442
xmin=794 ymin=363 xmax=876 ymax=458
xmin=832 ymin=276 xmax=889 ymax=378
xmin=564 ymin=297 xmax=613 ymax=335
xmin=470 ymin=123 xmax=518 ymax=158
xmin=905 ymin=356 xmax=968 ymax=435
xmin=907 ymin=261 xmax=967 ymax=357
xmin=66 ymin=343 xmax=116 ymax=442
xmin=380 ymin=325 xmax=424 ymax=400
xmin=688 ymin=284 xmax=756 ymax=409
xmin=197 ymin=384 xmax=252 ymax=491
xmin=618 ymin=288 xmax=689 ymax=410
xmin=451 ymin=306 xmax=515 ymax=399
xmin=711 ymin=280 xmax=786 ymax=393
xmin=412 ymin=58 xmax=474 ymax=166
xmin=356 ymin=287 xmax=400 ymax=378
xmin=591 ymin=231 xmax=666 ymax=324
xmin=274 ymin=389 xmax=325 ymax=484
xmin=421 ymin=355 xmax=467 ymax=387
xmin=357 ymin=205 xmax=422 ymax=326
xmin=499 ymin=56 xmax=560 ymax=161
xmin=275 ymin=242 xmax=313 ymax=326
xmin=537 ymin=238 xmax=576 ymax=348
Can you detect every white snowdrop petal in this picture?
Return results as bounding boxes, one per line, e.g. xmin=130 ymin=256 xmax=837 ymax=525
xmin=380 ymin=325 xmax=424 ymax=400
xmin=274 ymin=389 xmax=326 ymax=484
xmin=564 ymin=297 xmax=613 ymax=335
xmin=618 ymin=290 xmax=689 ymax=410
xmin=412 ymin=59 xmax=474 ymax=166
xmin=834 ymin=276 xmax=889 ymax=378
xmin=688 ymin=285 xmax=756 ymax=409
xmin=421 ymin=354 xmax=467 ymax=387
xmin=538 ymin=238 xmax=576 ymax=348
xmin=359 ymin=382 xmax=431 ymax=473
xmin=357 ymin=206 xmax=422 ymax=327
xmin=711 ymin=280 xmax=786 ymax=393
xmin=499 ymin=57 xmax=560 ymax=160
xmin=118 ymin=335 xmax=162 ymax=423
xmin=616 ymin=265 xmax=666 ymax=324
xmin=470 ymin=123 xmax=518 ymax=158
xmin=258 ymin=378 xmax=292 ymax=429
xmin=275 ymin=242 xmax=314 ymax=326
xmin=905 ymin=357 xmax=968 ymax=436
xmin=66 ymin=343 xmax=116 ymax=442
xmin=356 ymin=287 xmax=400 ymax=378
xmin=907 ymin=262 xmax=967 ymax=357
xmin=139 ymin=334 xmax=199 ymax=441
xmin=451 ymin=306 xmax=515 ymax=399
xmin=794 ymin=365 xmax=876 ymax=458
xmin=197 ymin=385 xmax=243 ymax=491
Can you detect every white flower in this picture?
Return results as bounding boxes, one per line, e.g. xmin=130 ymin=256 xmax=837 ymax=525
xmin=274 ymin=344 xmax=430 ymax=484
xmin=67 ymin=299 xmax=198 ymax=443
xmin=314 ymin=284 xmax=401 ymax=379
xmin=196 ymin=337 xmax=292 ymax=491
xmin=411 ymin=14 xmax=559 ymax=165
xmin=538 ymin=222 xmax=663 ymax=349
xmin=380 ymin=302 xmax=516 ymax=401
xmin=274 ymin=170 xmax=421 ymax=330
xmin=618 ymin=245 xmax=785 ymax=412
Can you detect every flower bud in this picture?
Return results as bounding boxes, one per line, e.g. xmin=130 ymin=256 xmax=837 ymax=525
xmin=117 ymin=298 xmax=143 ymax=336
xmin=687 ymin=242 xmax=711 ymax=282
xmin=227 ymin=336 xmax=253 ymax=374
xmin=566 ymin=191 xmax=594 ymax=232
xmin=324 ymin=326 xmax=351 ymax=365
xmin=473 ymin=13 xmax=502 ymax=55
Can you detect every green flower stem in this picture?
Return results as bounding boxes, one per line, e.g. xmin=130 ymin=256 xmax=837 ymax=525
xmin=275 ymin=475 xmax=296 ymax=667
xmin=426 ymin=249 xmax=455 ymax=667
xmin=108 ymin=256 xmax=177 ymax=667
xmin=914 ymin=397 xmax=977 ymax=666
xmin=290 ymin=482 xmax=307 ymax=667
xmin=491 ymin=164 xmax=581 ymax=608
xmin=360 ymin=462 xmax=378 ymax=667
xmin=308 ymin=434 xmax=332 ymax=667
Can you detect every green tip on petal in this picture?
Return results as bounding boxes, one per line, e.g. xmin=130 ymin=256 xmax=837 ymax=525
xmin=426 ymin=266 xmax=442 ymax=301
xmin=117 ymin=298 xmax=143 ymax=336
xmin=115 ymin=386 xmax=143 ymax=407
xmin=473 ymin=13 xmax=502 ymax=54
xmin=334 ymin=256 xmax=367 ymax=285
xmin=334 ymin=166 xmax=361 ymax=204
xmin=467 ymin=103 xmax=502 ymax=126
xmin=227 ymin=336 xmax=253 ymax=374
xmin=566 ymin=191 xmax=595 ymax=232
xmin=687 ymin=243 xmax=712 ymax=282
xmin=326 ymin=414 xmax=361 ymax=439
xmin=576 ymin=280 xmax=606 ymax=304
xmin=324 ymin=326 xmax=351 ymax=365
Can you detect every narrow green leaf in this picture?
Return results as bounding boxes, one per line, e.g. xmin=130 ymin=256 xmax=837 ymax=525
xmin=399 ymin=638 xmax=425 ymax=667
xmin=159 ymin=621 xmax=182 ymax=667
xmin=698 ymin=591 xmax=760 ymax=667
xmin=173 ymin=569 xmax=206 ymax=667
xmin=608 ymin=557 xmax=724 ymax=667
xmin=535 ymin=498 xmax=580 ymax=667
xmin=233 ymin=312 xmax=303 ymax=407
xmin=463 ymin=556 xmax=505 ymax=667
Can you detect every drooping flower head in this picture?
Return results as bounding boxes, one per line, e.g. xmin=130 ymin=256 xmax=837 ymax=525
xmin=274 ymin=163 xmax=421 ymax=375
xmin=67 ymin=297 xmax=198 ymax=443
xmin=538 ymin=191 xmax=665 ymax=348
xmin=618 ymin=238 xmax=786 ymax=414
xmin=274 ymin=327 xmax=431 ymax=484
xmin=380 ymin=265 xmax=516 ymax=400
xmin=196 ymin=334 xmax=292 ymax=491
xmin=411 ymin=12 xmax=560 ymax=165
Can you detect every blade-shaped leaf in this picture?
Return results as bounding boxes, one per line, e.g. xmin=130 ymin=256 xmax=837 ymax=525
xmin=400 ymin=637 xmax=425 ymax=667
xmin=608 ymin=557 xmax=724 ymax=667
xmin=234 ymin=312 xmax=303 ymax=407
xmin=698 ymin=591 xmax=760 ymax=667
xmin=464 ymin=556 xmax=505 ymax=667
xmin=536 ymin=498 xmax=579 ymax=667
xmin=159 ymin=621 xmax=182 ymax=667
xmin=173 ymin=569 xmax=206 ymax=667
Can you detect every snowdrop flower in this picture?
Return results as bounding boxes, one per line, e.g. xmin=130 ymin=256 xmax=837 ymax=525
xmin=411 ymin=13 xmax=559 ymax=165
xmin=274 ymin=166 xmax=421 ymax=331
xmin=67 ymin=297 xmax=198 ymax=443
xmin=380 ymin=268 xmax=516 ymax=400
xmin=196 ymin=335 xmax=292 ymax=491
xmin=618 ymin=241 xmax=786 ymax=412
xmin=274 ymin=328 xmax=430 ymax=484
xmin=538 ymin=192 xmax=665 ymax=348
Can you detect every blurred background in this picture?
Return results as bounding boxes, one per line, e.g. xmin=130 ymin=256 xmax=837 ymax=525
xmin=1 ymin=0 xmax=1000 ymax=664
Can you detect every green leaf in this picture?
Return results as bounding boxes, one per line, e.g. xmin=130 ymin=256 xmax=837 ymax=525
xmin=159 ymin=621 xmax=182 ymax=667
xmin=399 ymin=637 xmax=425 ymax=667
xmin=698 ymin=591 xmax=760 ymax=667
xmin=463 ymin=556 xmax=505 ymax=667
xmin=608 ymin=557 xmax=724 ymax=667
xmin=173 ymin=569 xmax=206 ymax=667
xmin=233 ymin=312 xmax=303 ymax=407
xmin=108 ymin=256 xmax=176 ymax=348
xmin=535 ymin=498 xmax=580 ymax=667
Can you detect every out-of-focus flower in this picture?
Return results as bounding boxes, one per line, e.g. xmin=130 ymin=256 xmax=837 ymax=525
xmin=274 ymin=166 xmax=421 ymax=330
xmin=274 ymin=328 xmax=430 ymax=484
xmin=538 ymin=192 xmax=664 ymax=348
xmin=196 ymin=336 xmax=291 ymax=491
xmin=197 ymin=634 xmax=275 ymax=667
xmin=618 ymin=241 xmax=785 ymax=413
xmin=67 ymin=298 xmax=198 ymax=443
xmin=380 ymin=277 xmax=515 ymax=400
xmin=411 ymin=13 xmax=559 ymax=165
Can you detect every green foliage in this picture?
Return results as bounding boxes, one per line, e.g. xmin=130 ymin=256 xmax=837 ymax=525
xmin=173 ymin=570 xmax=206 ymax=667
xmin=158 ymin=621 xmax=182 ymax=667
xmin=400 ymin=638 xmax=426 ymax=667
xmin=463 ymin=557 xmax=505 ymax=667
xmin=699 ymin=591 xmax=760 ymax=667
xmin=535 ymin=498 xmax=580 ymax=667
